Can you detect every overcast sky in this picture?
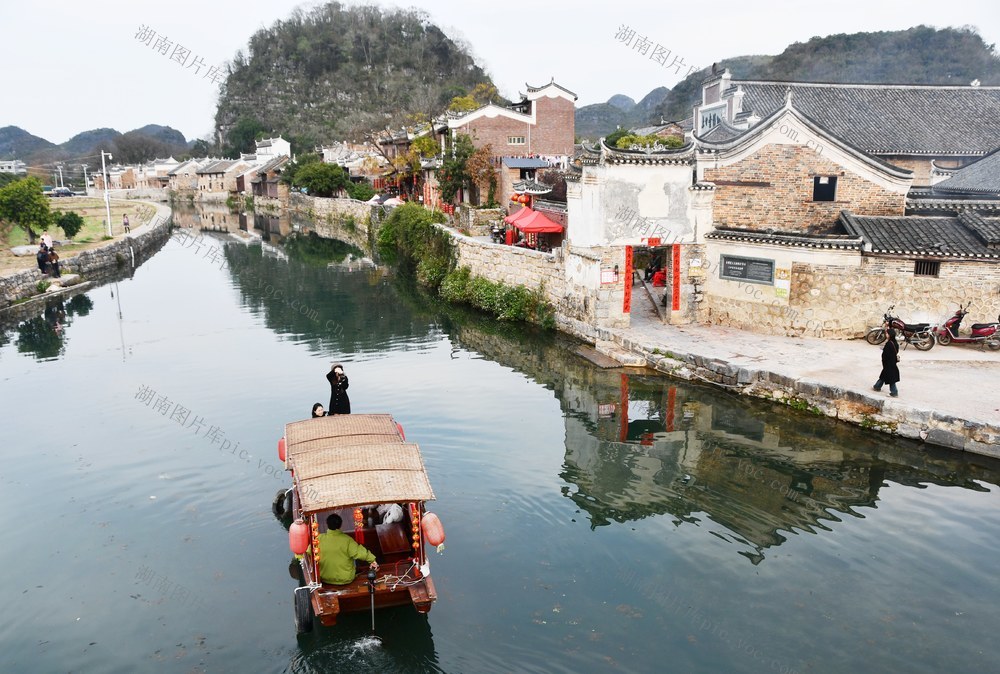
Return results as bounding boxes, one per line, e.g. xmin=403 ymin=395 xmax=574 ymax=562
xmin=3 ymin=0 xmax=998 ymax=146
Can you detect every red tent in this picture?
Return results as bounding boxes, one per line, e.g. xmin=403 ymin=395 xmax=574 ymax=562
xmin=513 ymin=209 xmax=564 ymax=234
xmin=503 ymin=207 xmax=534 ymax=225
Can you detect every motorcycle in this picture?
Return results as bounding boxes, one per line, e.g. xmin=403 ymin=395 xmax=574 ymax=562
xmin=864 ymin=305 xmax=935 ymax=351
xmin=933 ymin=303 xmax=1000 ymax=350
xmin=490 ymin=224 xmax=506 ymax=244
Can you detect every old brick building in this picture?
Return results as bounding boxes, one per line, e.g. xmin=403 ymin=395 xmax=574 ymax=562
xmin=446 ymin=79 xmax=576 ymax=158
xmin=693 ymin=68 xmax=1000 ymax=188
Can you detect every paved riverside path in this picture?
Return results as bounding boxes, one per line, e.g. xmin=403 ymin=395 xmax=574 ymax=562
xmin=606 ymin=289 xmax=1000 ymax=448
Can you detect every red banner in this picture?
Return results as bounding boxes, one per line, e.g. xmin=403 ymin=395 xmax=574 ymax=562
xmin=671 ymin=244 xmax=681 ymax=311
xmin=623 ymin=246 xmax=633 ymax=314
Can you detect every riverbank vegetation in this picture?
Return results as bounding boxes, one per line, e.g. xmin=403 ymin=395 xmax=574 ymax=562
xmin=376 ymin=203 xmax=555 ymax=328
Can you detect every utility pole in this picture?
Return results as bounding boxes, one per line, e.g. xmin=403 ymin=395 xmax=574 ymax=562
xmin=57 ymin=164 xmax=64 ymax=188
xmin=81 ymin=164 xmax=89 ymax=196
xmin=101 ymin=151 xmax=113 ymax=237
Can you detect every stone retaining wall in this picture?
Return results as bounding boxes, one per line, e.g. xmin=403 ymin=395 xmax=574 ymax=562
xmin=455 ymin=205 xmax=503 ymax=236
xmin=1 ymin=209 xmax=172 ymax=309
xmin=601 ymin=326 xmax=1000 ymax=459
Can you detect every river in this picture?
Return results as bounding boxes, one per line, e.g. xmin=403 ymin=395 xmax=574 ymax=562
xmin=1 ymin=205 xmax=999 ymax=673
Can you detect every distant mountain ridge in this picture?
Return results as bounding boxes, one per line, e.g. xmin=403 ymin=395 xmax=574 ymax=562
xmin=0 ymin=124 xmax=189 ymax=187
xmin=576 ymin=25 xmax=1000 ymax=139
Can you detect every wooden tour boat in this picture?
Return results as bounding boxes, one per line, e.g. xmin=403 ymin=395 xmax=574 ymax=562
xmin=276 ymin=413 xmax=443 ymax=633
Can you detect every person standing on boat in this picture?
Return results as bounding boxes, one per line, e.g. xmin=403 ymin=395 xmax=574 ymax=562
xmin=326 ymin=363 xmax=350 ymax=415
xmin=317 ymin=513 xmax=378 ymax=584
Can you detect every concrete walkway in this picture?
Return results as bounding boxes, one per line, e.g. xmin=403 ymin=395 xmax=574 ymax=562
xmin=601 ymin=279 xmax=1000 ymax=456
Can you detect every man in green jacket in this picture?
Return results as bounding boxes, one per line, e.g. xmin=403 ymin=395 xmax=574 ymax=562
xmin=318 ymin=513 xmax=379 ymax=584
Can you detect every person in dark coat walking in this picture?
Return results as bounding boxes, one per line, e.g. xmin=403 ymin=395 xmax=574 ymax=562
xmin=326 ymin=363 xmax=351 ymax=415
xmin=872 ymin=325 xmax=900 ymax=397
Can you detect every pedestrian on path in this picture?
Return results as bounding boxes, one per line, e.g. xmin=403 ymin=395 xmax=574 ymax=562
xmin=123 ymin=214 xmax=130 ymax=233
xmin=873 ymin=325 xmax=900 ymax=397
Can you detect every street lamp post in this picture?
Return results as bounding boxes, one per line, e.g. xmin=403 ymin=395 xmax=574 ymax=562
xmin=81 ymin=164 xmax=89 ymax=196
xmin=101 ymin=151 xmax=113 ymax=237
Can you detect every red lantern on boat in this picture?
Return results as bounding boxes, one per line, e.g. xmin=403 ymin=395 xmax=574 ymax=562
xmin=278 ymin=437 xmax=286 ymax=462
xmin=396 ymin=422 xmax=406 ymax=440
xmin=289 ymin=519 xmax=309 ymax=555
xmin=421 ymin=512 xmax=446 ymax=551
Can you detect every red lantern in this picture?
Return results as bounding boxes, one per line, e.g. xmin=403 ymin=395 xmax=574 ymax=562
xmin=396 ymin=422 xmax=406 ymax=440
xmin=289 ymin=519 xmax=309 ymax=555
xmin=421 ymin=512 xmax=446 ymax=550
xmin=520 ymin=195 xmax=530 ymax=204
xmin=510 ymin=194 xmax=519 ymax=202
xmin=277 ymin=437 xmax=286 ymax=463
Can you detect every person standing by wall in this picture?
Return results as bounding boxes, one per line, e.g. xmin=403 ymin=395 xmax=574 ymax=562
xmin=326 ymin=363 xmax=351 ymax=415
xmin=872 ymin=325 xmax=900 ymax=397
xmin=122 ymin=214 xmax=130 ymax=234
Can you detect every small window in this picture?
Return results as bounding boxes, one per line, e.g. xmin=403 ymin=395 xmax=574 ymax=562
xmin=812 ymin=176 xmax=837 ymax=201
xmin=507 ymin=136 xmax=525 ymax=145
xmin=914 ymin=260 xmax=940 ymax=277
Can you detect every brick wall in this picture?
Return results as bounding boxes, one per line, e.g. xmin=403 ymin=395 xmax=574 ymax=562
xmin=454 ymin=96 xmax=575 ymax=157
xmin=705 ymin=145 xmax=906 ymax=234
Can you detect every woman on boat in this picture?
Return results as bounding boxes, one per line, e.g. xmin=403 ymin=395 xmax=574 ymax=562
xmin=326 ymin=363 xmax=351 ymax=415
xmin=311 ymin=403 xmax=326 ymax=418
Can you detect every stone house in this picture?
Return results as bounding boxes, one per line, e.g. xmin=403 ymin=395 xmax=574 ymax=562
xmin=255 ymin=136 xmax=291 ymax=159
xmin=565 ymin=70 xmax=1000 ymax=338
xmin=693 ymin=68 xmax=1000 ymax=187
xmin=168 ymin=159 xmax=207 ymax=192
xmin=250 ymin=155 xmax=290 ymax=199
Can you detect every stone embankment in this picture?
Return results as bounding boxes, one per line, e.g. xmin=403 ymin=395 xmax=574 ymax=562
xmin=598 ymin=284 xmax=1000 ymax=458
xmin=1 ymin=204 xmax=172 ymax=310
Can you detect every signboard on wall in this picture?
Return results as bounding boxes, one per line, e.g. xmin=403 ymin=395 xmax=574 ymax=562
xmin=720 ymin=255 xmax=775 ymax=285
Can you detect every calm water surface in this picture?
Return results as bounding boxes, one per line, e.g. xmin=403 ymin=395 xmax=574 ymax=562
xmin=2 ymin=211 xmax=999 ymax=673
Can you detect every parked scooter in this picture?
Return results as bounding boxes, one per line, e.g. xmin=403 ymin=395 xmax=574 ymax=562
xmin=933 ymin=303 xmax=1000 ymax=350
xmin=490 ymin=224 xmax=505 ymax=244
xmin=865 ymin=305 xmax=935 ymax=351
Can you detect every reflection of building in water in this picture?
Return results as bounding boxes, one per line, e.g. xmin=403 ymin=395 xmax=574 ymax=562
xmin=170 ymin=203 xmax=291 ymax=242
xmin=447 ymin=323 xmax=1000 ymax=563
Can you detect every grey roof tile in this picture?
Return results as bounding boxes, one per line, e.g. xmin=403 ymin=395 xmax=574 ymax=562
xmin=933 ymin=147 xmax=1000 ymax=195
xmin=733 ymin=82 xmax=1000 ymax=155
xmin=839 ymin=210 xmax=1000 ymax=257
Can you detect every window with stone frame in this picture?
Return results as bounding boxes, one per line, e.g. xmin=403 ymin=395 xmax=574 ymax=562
xmin=812 ymin=175 xmax=837 ymax=201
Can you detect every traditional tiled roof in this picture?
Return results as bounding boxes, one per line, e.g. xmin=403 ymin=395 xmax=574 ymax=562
xmin=524 ymin=78 xmax=578 ymax=99
xmin=839 ymin=210 xmax=1000 ymax=258
xmin=707 ymin=227 xmax=863 ymax=250
xmin=730 ymin=81 xmax=1000 ymax=156
xmin=196 ymin=159 xmax=236 ymax=175
xmin=512 ymin=179 xmax=551 ymax=194
xmin=696 ymin=119 xmax=745 ymax=143
xmin=256 ymin=155 xmax=289 ymax=175
xmin=932 ymin=147 xmax=1000 ymax=196
xmin=600 ymin=139 xmax=696 ymax=165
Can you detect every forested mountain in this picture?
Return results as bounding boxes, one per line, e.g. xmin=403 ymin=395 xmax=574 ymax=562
xmin=577 ymin=25 xmax=1000 ymax=139
xmin=0 ymin=126 xmax=55 ymax=159
xmin=214 ymin=2 xmax=494 ymax=154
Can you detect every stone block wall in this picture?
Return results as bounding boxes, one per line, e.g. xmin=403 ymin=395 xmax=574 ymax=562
xmin=697 ymin=256 xmax=1000 ymax=339
xmin=289 ymin=193 xmax=372 ymax=233
xmin=1 ymin=209 xmax=172 ymax=309
xmin=705 ymin=145 xmax=906 ymax=234
xmin=447 ymin=229 xmax=628 ymax=340
xmin=455 ymin=205 xmax=503 ymax=235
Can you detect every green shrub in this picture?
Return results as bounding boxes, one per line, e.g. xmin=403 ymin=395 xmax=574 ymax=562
xmin=439 ymin=266 xmax=472 ymax=303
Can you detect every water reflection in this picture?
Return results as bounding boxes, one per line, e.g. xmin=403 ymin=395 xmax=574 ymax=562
xmin=170 ymin=200 xmax=292 ymax=242
xmin=440 ymin=311 xmax=1000 ymax=564
xmin=1 ymin=293 xmax=94 ymax=361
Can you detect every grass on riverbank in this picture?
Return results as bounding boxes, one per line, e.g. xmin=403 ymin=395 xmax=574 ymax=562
xmin=0 ymin=198 xmax=156 ymax=276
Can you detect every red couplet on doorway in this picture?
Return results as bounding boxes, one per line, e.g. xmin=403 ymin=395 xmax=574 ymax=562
xmin=623 ymin=246 xmax=633 ymax=314
xmin=671 ymin=244 xmax=681 ymax=311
